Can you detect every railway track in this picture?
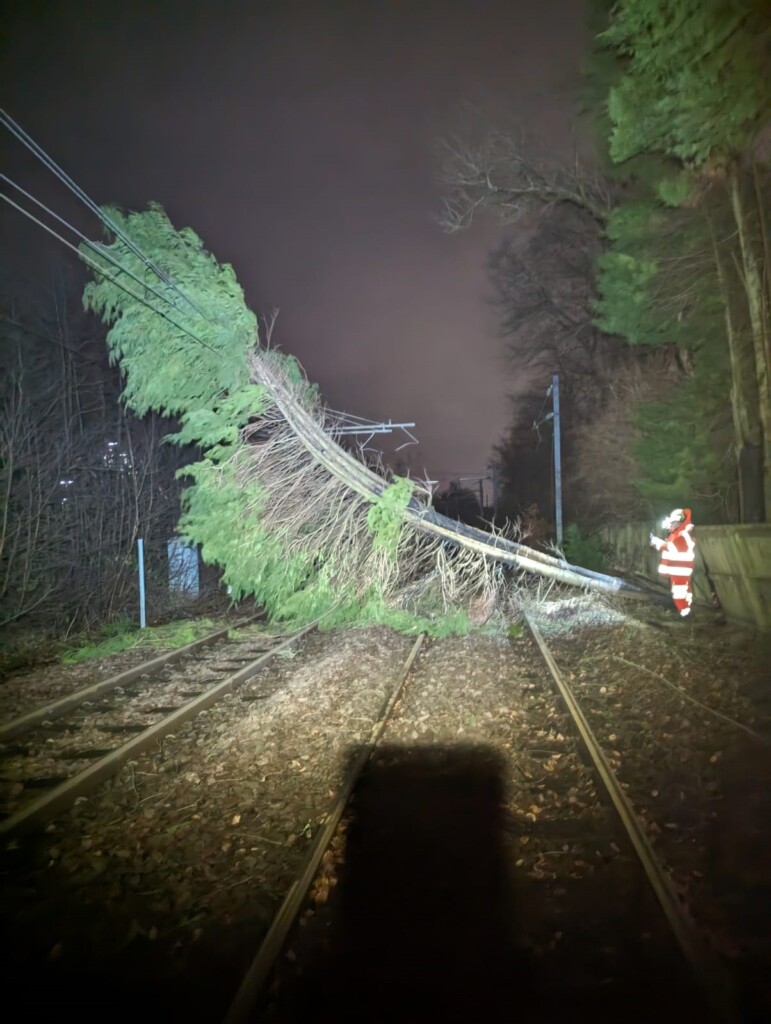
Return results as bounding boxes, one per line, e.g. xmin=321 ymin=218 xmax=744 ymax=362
xmin=0 ymin=617 xmax=314 ymax=841
xmin=1 ymin=614 xmax=759 ymax=1022
xmin=225 ymin=618 xmax=738 ymax=1024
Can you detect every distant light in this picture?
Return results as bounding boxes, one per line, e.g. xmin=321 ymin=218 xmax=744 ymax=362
xmin=107 ymin=441 xmax=118 ymax=447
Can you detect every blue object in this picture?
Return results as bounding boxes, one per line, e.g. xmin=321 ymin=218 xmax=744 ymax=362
xmin=167 ymin=538 xmax=200 ymax=598
xmin=138 ymin=538 xmax=147 ymax=628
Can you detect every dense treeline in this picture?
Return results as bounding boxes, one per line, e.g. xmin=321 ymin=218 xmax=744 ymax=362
xmin=443 ymin=0 xmax=770 ymax=530
xmin=594 ymin=0 xmax=770 ymax=524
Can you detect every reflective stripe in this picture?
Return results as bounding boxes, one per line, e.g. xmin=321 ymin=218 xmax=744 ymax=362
xmin=662 ymin=548 xmax=695 ymax=562
xmin=658 ymin=565 xmax=693 ymax=577
xmin=671 ymin=584 xmax=690 ymax=598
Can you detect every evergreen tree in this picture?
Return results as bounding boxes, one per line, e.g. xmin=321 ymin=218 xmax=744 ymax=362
xmin=598 ymin=0 xmax=771 ymax=518
xmin=601 ymin=0 xmax=769 ymax=165
xmin=82 ymin=206 xmax=621 ymax=631
xmin=81 ymin=206 xmax=317 ymax=617
xmin=593 ymin=191 xmax=736 ymax=520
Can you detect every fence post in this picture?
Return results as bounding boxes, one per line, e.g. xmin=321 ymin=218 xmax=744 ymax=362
xmin=137 ymin=538 xmax=147 ymax=629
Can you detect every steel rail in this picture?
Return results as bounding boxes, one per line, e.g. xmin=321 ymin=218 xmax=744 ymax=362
xmin=223 ymin=632 xmax=426 ymax=1024
xmin=0 ymin=614 xmax=263 ymax=743
xmin=523 ymin=612 xmax=738 ymax=1024
xmin=0 ymin=623 xmax=316 ymax=842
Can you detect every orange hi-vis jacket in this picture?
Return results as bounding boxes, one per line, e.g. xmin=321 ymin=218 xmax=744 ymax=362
xmin=656 ymin=522 xmax=696 ymax=581
xmin=652 ymin=511 xmax=696 ymax=615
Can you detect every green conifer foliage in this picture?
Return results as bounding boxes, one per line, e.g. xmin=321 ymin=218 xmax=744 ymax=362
xmin=633 ymin=340 xmax=733 ymax=521
xmin=82 ymin=205 xmax=642 ymax=628
xmin=83 ymin=204 xmax=258 ymax=421
xmin=79 ymin=207 xmax=489 ymax=632
xmin=366 ymin=478 xmax=414 ymax=556
xmin=601 ymin=0 xmax=769 ymax=164
xmin=80 ymin=206 xmax=321 ymax=618
xmin=597 ymin=0 xmax=771 ymax=518
xmin=595 ymin=197 xmax=725 ymax=349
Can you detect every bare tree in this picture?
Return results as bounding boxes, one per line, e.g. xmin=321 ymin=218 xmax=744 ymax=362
xmin=437 ymin=124 xmax=643 ymax=528
xmin=437 ymin=127 xmax=614 ymax=234
xmin=487 ymin=204 xmax=622 ymax=402
xmin=0 ymin=275 xmax=187 ymax=651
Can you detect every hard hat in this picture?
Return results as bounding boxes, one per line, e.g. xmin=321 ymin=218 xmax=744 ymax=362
xmin=661 ymin=508 xmax=691 ymax=531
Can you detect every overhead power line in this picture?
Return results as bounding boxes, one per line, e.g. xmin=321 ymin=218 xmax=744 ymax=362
xmin=0 ymin=106 xmax=213 ymax=326
xmin=0 ymin=191 xmax=219 ymax=355
xmin=1 ymin=111 xmax=414 ymax=452
xmin=0 ymin=115 xmax=644 ymax=598
xmin=1 ymin=172 xmax=207 ymax=336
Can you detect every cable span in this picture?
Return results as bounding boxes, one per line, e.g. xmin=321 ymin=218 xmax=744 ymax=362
xmin=0 ymin=191 xmax=219 ymax=355
xmin=1 ymin=106 xmax=213 ymax=325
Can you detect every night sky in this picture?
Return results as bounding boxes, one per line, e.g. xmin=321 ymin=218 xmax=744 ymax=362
xmin=2 ymin=0 xmax=588 ymax=493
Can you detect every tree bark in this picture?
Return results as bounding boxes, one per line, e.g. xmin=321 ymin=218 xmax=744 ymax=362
xmin=706 ymin=212 xmax=762 ymax=521
xmin=728 ymin=163 xmax=771 ymax=519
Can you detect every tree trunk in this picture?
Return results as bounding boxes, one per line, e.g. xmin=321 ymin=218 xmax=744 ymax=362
xmin=252 ymin=358 xmax=646 ymax=597
xmin=752 ymin=161 xmax=771 ymax=351
xmin=728 ymin=163 xmax=770 ymax=519
xmin=706 ymin=212 xmax=763 ymax=521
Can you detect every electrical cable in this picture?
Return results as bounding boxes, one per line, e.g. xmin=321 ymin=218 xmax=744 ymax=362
xmin=1 ymin=173 xmax=205 ymax=333
xmin=0 ymin=107 xmax=213 ymax=326
xmin=0 ymin=191 xmax=220 ymax=355
xmin=532 ymin=383 xmax=552 ymax=445
xmin=2 ymin=139 xmax=645 ymax=599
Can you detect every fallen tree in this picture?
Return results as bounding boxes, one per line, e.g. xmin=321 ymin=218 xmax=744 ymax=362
xmin=81 ymin=205 xmax=643 ymax=634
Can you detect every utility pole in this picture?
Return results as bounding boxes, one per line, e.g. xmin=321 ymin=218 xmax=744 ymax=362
xmin=459 ymin=474 xmax=490 ymax=514
xmin=538 ymin=376 xmax=563 ymax=546
xmin=487 ymin=461 xmax=499 ymax=521
xmin=549 ymin=374 xmax=563 ymax=546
